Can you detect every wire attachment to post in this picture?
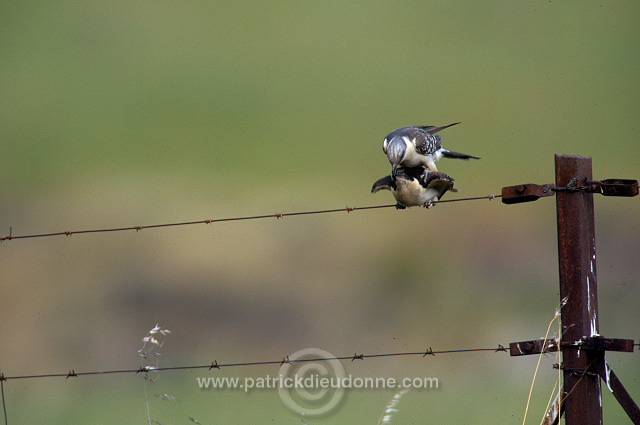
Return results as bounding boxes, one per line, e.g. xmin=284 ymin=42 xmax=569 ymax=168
xmin=501 ymin=183 xmax=555 ymax=204
xmin=501 ymin=178 xmax=638 ymax=204
xmin=585 ymin=179 xmax=639 ymax=197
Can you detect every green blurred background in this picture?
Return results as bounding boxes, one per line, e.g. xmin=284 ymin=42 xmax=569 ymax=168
xmin=1 ymin=1 xmax=639 ymax=423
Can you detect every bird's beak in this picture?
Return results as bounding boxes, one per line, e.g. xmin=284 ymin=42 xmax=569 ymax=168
xmin=391 ymin=164 xmax=398 ymax=178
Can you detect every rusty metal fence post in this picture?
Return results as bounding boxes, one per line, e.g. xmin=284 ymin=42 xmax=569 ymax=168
xmin=502 ymin=155 xmax=639 ymax=423
xmin=555 ymin=154 xmax=603 ymax=425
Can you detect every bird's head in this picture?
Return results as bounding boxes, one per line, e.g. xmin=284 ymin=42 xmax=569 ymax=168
xmin=385 ymin=138 xmax=406 ymax=177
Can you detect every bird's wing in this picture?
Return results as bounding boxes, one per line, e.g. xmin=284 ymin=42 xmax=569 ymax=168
xmin=412 ymin=132 xmax=441 ymax=156
xmin=421 ymin=170 xmax=456 ymax=198
xmin=422 ymin=170 xmax=454 ymax=186
xmin=384 ymin=123 xmax=459 ymax=156
xmin=371 ymin=175 xmax=396 ymax=193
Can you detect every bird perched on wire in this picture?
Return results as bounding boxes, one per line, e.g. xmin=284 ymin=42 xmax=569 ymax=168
xmin=371 ymin=166 xmax=457 ymax=209
xmin=382 ymin=122 xmax=480 ymax=176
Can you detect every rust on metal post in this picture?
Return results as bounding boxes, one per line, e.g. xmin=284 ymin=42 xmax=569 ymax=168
xmin=504 ymin=158 xmax=638 ymax=423
xmin=509 ymin=339 xmax=558 ymax=356
xmin=586 ymin=179 xmax=639 ymax=197
xmin=555 ymin=154 xmax=602 ymax=425
xmin=580 ymin=336 xmax=635 ymax=352
xmin=501 ymin=177 xmax=637 ymax=205
xmin=509 ymin=336 xmax=633 ymax=357
xmin=501 ymin=183 xmax=555 ymax=204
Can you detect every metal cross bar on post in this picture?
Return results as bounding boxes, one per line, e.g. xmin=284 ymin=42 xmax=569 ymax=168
xmin=501 ymin=154 xmax=639 ymax=425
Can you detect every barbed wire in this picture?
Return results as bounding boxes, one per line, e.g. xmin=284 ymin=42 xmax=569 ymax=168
xmin=0 ymin=194 xmax=500 ymax=242
xmin=0 ymin=345 xmax=508 ymax=382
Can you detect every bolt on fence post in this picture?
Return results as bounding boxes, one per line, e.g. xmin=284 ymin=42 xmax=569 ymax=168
xmin=555 ymin=154 xmax=602 ymax=425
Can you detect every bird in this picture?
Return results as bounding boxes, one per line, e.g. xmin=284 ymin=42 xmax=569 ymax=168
xmin=382 ymin=122 xmax=480 ymax=176
xmin=371 ymin=166 xmax=458 ymax=209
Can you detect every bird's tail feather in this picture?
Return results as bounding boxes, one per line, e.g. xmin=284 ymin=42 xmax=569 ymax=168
xmin=428 ymin=122 xmax=461 ymax=134
xmin=441 ymin=149 xmax=481 ymax=160
xmin=416 ymin=122 xmax=461 ymax=134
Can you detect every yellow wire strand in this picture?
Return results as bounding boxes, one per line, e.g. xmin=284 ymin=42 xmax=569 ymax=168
xmin=522 ymin=299 xmax=566 ymax=425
